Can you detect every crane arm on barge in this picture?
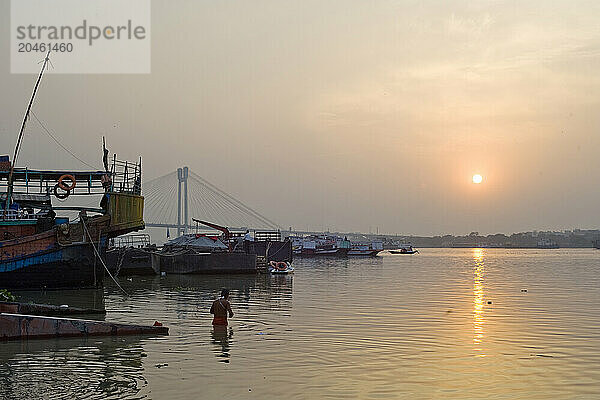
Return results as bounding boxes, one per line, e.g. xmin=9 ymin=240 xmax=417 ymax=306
xmin=192 ymin=218 xmax=233 ymax=251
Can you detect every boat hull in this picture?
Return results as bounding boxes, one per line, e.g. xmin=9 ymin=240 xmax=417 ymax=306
xmin=246 ymin=240 xmax=293 ymax=263
xmin=269 ymin=267 xmax=294 ymax=275
xmin=347 ymin=250 xmax=383 ymax=256
xmin=105 ymin=247 xmax=157 ymax=275
xmin=0 ymin=242 xmax=104 ymax=289
xmin=389 ymin=250 xmax=418 ymax=255
xmin=152 ymin=251 xmax=257 ymax=274
xmin=294 ymin=248 xmax=350 ymax=257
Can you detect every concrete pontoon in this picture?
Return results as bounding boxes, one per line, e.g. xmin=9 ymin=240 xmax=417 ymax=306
xmin=0 ymin=313 xmax=168 ymax=340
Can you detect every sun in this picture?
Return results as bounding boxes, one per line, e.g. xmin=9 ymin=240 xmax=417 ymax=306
xmin=472 ymin=174 xmax=483 ymax=184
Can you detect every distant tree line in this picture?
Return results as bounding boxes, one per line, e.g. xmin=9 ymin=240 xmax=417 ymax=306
xmin=342 ymin=230 xmax=600 ymax=248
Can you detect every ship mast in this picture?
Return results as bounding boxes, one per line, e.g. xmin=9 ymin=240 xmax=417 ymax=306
xmin=4 ymin=50 xmax=51 ymax=215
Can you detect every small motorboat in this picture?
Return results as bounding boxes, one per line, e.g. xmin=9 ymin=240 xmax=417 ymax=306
xmin=389 ymin=245 xmax=419 ymax=255
xmin=389 ymin=249 xmax=418 ymax=254
xmin=268 ymin=261 xmax=294 ymax=274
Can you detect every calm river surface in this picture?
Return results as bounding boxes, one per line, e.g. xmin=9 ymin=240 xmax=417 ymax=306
xmin=2 ymin=248 xmax=600 ymax=399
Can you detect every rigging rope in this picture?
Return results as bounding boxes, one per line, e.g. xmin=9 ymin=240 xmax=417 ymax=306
xmin=31 ymin=110 xmax=99 ymax=169
xmin=143 ymin=168 xmax=282 ymax=230
xmin=81 ymin=217 xmax=129 ymax=296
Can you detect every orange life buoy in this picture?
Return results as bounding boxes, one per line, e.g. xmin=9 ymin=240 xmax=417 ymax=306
xmin=58 ymin=174 xmax=76 ymax=191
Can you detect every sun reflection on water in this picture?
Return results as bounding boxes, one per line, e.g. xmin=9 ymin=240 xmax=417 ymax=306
xmin=472 ymin=248 xmax=486 ymax=357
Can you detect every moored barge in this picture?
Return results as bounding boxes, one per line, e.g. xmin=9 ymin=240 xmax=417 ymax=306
xmin=152 ymin=220 xmax=292 ymax=274
xmin=105 ymin=234 xmax=157 ymax=276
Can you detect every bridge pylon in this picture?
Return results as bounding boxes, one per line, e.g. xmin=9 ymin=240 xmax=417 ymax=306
xmin=177 ymin=166 xmax=189 ymax=236
xmin=144 ymin=167 xmax=281 ymax=232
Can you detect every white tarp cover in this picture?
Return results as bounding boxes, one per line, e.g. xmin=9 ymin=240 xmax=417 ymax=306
xmin=166 ymin=234 xmax=228 ymax=250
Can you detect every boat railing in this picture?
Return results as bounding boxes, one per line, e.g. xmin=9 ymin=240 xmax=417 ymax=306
xmin=0 ymin=168 xmax=108 ymax=196
xmin=0 ymin=154 xmax=142 ymax=198
xmin=111 ymin=233 xmax=151 ymax=248
xmin=0 ymin=209 xmax=46 ymax=221
xmin=254 ymin=230 xmax=282 ymax=242
xmin=110 ymin=156 xmax=142 ymax=195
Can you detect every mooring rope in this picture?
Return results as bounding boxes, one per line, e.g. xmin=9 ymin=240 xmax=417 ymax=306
xmin=81 ymin=217 xmax=129 ymax=296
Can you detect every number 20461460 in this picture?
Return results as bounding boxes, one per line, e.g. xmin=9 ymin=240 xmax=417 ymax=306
xmin=18 ymin=42 xmax=73 ymax=52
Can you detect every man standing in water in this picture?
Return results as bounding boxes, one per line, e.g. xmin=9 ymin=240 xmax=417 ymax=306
xmin=210 ymin=289 xmax=234 ymax=326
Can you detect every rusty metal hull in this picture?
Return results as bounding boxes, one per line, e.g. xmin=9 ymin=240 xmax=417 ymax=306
xmin=105 ymin=247 xmax=157 ymax=275
xmin=0 ymin=301 xmax=106 ymax=316
xmin=153 ymin=251 xmax=257 ymax=274
xmin=246 ymin=240 xmax=293 ymax=263
xmin=0 ymin=313 xmax=168 ymax=340
xmin=0 ymin=242 xmax=104 ymax=289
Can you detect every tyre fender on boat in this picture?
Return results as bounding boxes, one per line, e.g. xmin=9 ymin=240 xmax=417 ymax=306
xmin=53 ymin=183 xmax=70 ymax=199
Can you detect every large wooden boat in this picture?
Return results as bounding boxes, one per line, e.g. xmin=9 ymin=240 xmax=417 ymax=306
xmin=0 ymin=162 xmax=145 ymax=289
xmin=0 ymin=52 xmax=145 ymax=289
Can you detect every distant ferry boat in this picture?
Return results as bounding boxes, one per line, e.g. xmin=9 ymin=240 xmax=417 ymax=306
xmin=593 ymin=239 xmax=600 ymax=249
xmin=348 ymin=241 xmax=384 ymax=256
xmin=537 ymin=239 xmax=559 ymax=249
xmin=290 ymin=235 xmax=351 ymax=256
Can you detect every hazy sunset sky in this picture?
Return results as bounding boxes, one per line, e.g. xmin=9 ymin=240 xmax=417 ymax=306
xmin=2 ymin=0 xmax=600 ymax=235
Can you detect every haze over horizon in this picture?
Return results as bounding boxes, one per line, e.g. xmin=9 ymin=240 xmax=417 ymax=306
xmin=2 ymin=0 xmax=600 ymax=236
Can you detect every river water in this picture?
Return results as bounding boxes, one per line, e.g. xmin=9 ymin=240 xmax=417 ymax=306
xmin=1 ymin=248 xmax=600 ymax=399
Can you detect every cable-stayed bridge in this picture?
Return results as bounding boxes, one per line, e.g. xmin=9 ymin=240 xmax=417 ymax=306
xmin=143 ymin=167 xmax=282 ymax=235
